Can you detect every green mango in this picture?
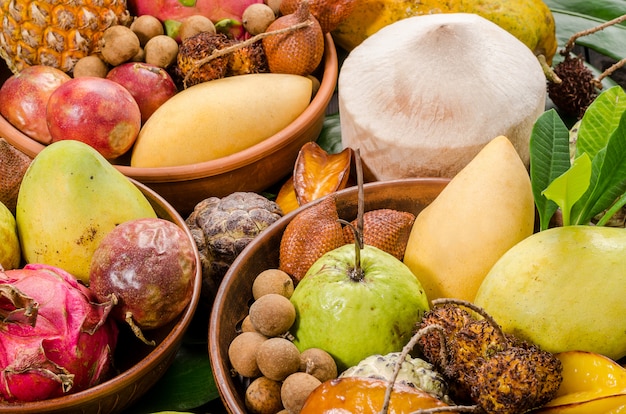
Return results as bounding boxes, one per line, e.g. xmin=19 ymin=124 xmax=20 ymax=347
xmin=16 ymin=140 xmax=157 ymax=284
xmin=474 ymin=225 xmax=626 ymax=361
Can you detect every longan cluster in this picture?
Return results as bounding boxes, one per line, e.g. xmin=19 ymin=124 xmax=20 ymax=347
xmin=228 ymin=268 xmax=338 ymax=414
xmin=73 ymin=15 xmax=181 ymax=78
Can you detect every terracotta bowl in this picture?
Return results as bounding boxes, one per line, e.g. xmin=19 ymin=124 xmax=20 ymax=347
xmin=0 ymin=179 xmax=203 ymax=414
xmin=0 ymin=34 xmax=339 ymax=216
xmin=208 ymin=177 xmax=450 ymax=413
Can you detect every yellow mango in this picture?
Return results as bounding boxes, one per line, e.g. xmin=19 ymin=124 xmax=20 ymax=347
xmin=332 ymin=0 xmax=556 ymax=63
xmin=403 ymin=135 xmax=535 ymax=303
xmin=130 ymin=73 xmax=313 ymax=168
xmin=533 ymin=394 xmax=626 ymax=413
xmin=16 ymin=140 xmax=157 ymax=284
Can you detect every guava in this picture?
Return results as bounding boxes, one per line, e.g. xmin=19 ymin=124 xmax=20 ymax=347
xmin=0 ymin=202 xmax=20 ymax=270
xmin=289 ymin=244 xmax=430 ymax=372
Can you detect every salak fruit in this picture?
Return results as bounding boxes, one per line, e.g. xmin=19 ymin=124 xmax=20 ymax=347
xmin=0 ymin=263 xmax=118 ymax=402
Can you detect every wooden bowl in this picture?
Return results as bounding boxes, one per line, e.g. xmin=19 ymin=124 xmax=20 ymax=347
xmin=0 ymin=34 xmax=339 ymax=216
xmin=0 ymin=179 xmax=203 ymax=414
xmin=208 ymin=178 xmax=450 ymax=413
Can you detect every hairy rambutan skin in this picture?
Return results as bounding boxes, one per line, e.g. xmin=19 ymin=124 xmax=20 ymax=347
xmin=548 ymin=54 xmax=598 ymax=119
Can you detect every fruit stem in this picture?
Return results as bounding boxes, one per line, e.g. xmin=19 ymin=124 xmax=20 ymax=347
xmin=183 ymin=20 xmax=314 ymax=87
xmin=592 ymin=56 xmax=626 ymax=89
xmin=125 ymin=311 xmax=156 ymax=346
xmin=561 ymin=14 xmax=626 ymax=57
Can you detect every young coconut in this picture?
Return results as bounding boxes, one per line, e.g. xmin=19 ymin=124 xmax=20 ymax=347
xmin=338 ymin=13 xmax=547 ymax=181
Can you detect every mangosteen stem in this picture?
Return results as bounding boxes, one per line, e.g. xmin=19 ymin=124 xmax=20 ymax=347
xmin=184 ymin=20 xmax=314 ymax=87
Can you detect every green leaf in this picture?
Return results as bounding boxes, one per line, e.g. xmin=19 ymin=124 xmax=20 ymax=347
xmin=530 ymin=109 xmax=572 ymax=230
xmin=128 ymin=344 xmax=219 ymax=413
xmin=542 ymin=153 xmax=592 ymax=226
xmin=571 ymin=110 xmax=626 ymax=224
xmin=316 ymin=112 xmax=343 ymax=154
xmin=544 ymin=0 xmax=626 ymax=23
xmin=549 ymin=9 xmax=626 ymax=62
xmin=576 ymin=86 xmax=626 ymax=159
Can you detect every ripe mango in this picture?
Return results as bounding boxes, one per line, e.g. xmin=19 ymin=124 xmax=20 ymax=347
xmin=403 ymin=136 xmax=535 ymax=303
xmin=130 ymin=73 xmax=313 ymax=167
xmin=332 ymin=0 xmax=556 ymax=64
xmin=474 ymin=225 xmax=626 ymax=361
xmin=16 ymin=140 xmax=157 ymax=284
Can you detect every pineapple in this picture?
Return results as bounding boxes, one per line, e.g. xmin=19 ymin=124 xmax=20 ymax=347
xmin=0 ymin=0 xmax=132 ymax=75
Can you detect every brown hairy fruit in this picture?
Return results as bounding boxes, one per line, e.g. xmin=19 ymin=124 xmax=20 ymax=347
xmin=249 ymin=293 xmax=296 ymax=337
xmin=257 ymin=337 xmax=301 ymax=381
xmin=246 ymin=376 xmax=284 ymax=414
xmin=300 ymin=348 xmax=338 ymax=382
xmin=280 ymin=0 xmax=357 ymax=33
xmin=262 ymin=0 xmax=325 ymax=76
xmin=548 ymin=54 xmax=598 ymax=119
xmin=343 ymin=208 xmax=415 ymax=260
xmin=228 ymin=331 xmax=268 ymax=378
xmin=279 ymin=195 xmax=346 ymax=283
xmin=281 ymin=372 xmax=322 ymax=414
xmin=252 ymin=269 xmax=295 ymax=300
xmin=0 ymin=139 xmax=31 ymax=214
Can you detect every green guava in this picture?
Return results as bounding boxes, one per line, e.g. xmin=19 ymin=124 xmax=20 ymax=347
xmin=290 ymin=244 xmax=430 ymax=372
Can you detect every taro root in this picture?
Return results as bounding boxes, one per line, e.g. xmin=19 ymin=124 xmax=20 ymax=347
xmin=0 ymin=264 xmax=118 ymax=402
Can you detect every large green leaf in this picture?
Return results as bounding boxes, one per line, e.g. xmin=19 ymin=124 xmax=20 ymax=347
xmin=542 ymin=153 xmax=591 ymax=226
xmin=576 ymin=86 xmax=626 ymax=159
xmin=529 ymin=109 xmax=572 ymax=230
xmin=544 ymin=0 xmax=626 ymax=23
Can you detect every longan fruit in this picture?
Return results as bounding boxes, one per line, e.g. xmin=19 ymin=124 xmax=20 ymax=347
xmin=243 ymin=3 xmax=276 ymax=35
xmin=253 ymin=269 xmax=294 ymax=300
xmin=266 ymin=0 xmax=282 ymax=16
xmin=299 ymin=348 xmax=337 ymax=382
xmin=73 ymin=55 xmax=108 ymax=78
xmin=131 ymin=15 xmax=164 ymax=46
xmin=179 ymin=15 xmax=216 ymax=41
xmin=257 ymin=337 xmax=301 ymax=381
xmin=228 ymin=331 xmax=267 ymax=378
xmin=249 ymin=293 xmax=296 ymax=337
xmin=100 ymin=25 xmax=141 ymax=66
xmin=241 ymin=314 xmax=259 ymax=333
xmin=245 ymin=376 xmax=284 ymax=414
xmin=281 ymin=372 xmax=322 ymax=414
xmin=144 ymin=35 xmax=179 ymax=68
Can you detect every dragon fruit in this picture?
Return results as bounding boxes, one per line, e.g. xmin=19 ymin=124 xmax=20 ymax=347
xmin=0 ymin=263 xmax=118 ymax=403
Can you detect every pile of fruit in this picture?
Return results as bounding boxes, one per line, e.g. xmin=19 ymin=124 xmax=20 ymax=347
xmin=0 ymin=139 xmax=198 ymax=402
xmin=0 ymin=0 xmax=347 ymax=168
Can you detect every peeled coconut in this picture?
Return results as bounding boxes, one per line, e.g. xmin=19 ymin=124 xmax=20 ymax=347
xmin=338 ymin=13 xmax=547 ymax=180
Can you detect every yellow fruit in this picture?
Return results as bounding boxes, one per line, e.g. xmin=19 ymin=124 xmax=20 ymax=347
xmin=130 ymin=73 xmax=313 ymax=167
xmin=403 ymin=135 xmax=535 ymax=303
xmin=0 ymin=201 xmax=20 ymax=270
xmin=0 ymin=0 xmax=132 ymax=74
xmin=457 ymin=0 xmax=557 ymax=64
xmin=332 ymin=0 xmax=556 ymax=63
xmin=331 ymin=0 xmax=458 ymax=51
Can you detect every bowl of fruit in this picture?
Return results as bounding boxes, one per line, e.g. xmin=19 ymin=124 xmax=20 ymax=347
xmin=0 ymin=139 xmax=202 ymax=413
xmin=208 ymin=177 xmax=451 ymax=413
xmin=0 ymin=0 xmax=340 ymax=216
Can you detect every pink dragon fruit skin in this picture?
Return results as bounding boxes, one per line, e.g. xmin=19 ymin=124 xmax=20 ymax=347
xmin=127 ymin=0 xmax=263 ymax=25
xmin=0 ymin=263 xmax=118 ymax=403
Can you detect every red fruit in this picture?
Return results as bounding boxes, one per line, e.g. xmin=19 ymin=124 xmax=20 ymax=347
xmin=0 ymin=264 xmax=118 ymax=402
xmin=128 ymin=0 xmax=263 ymax=25
xmin=89 ymin=218 xmax=197 ymax=344
xmin=106 ymin=62 xmax=178 ymax=124
xmin=46 ymin=77 xmax=141 ymax=160
xmin=0 ymin=65 xmax=71 ymax=144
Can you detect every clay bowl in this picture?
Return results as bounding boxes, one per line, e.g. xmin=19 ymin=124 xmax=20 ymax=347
xmin=0 ymin=179 xmax=203 ymax=414
xmin=0 ymin=34 xmax=339 ymax=216
xmin=208 ymin=177 xmax=450 ymax=413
